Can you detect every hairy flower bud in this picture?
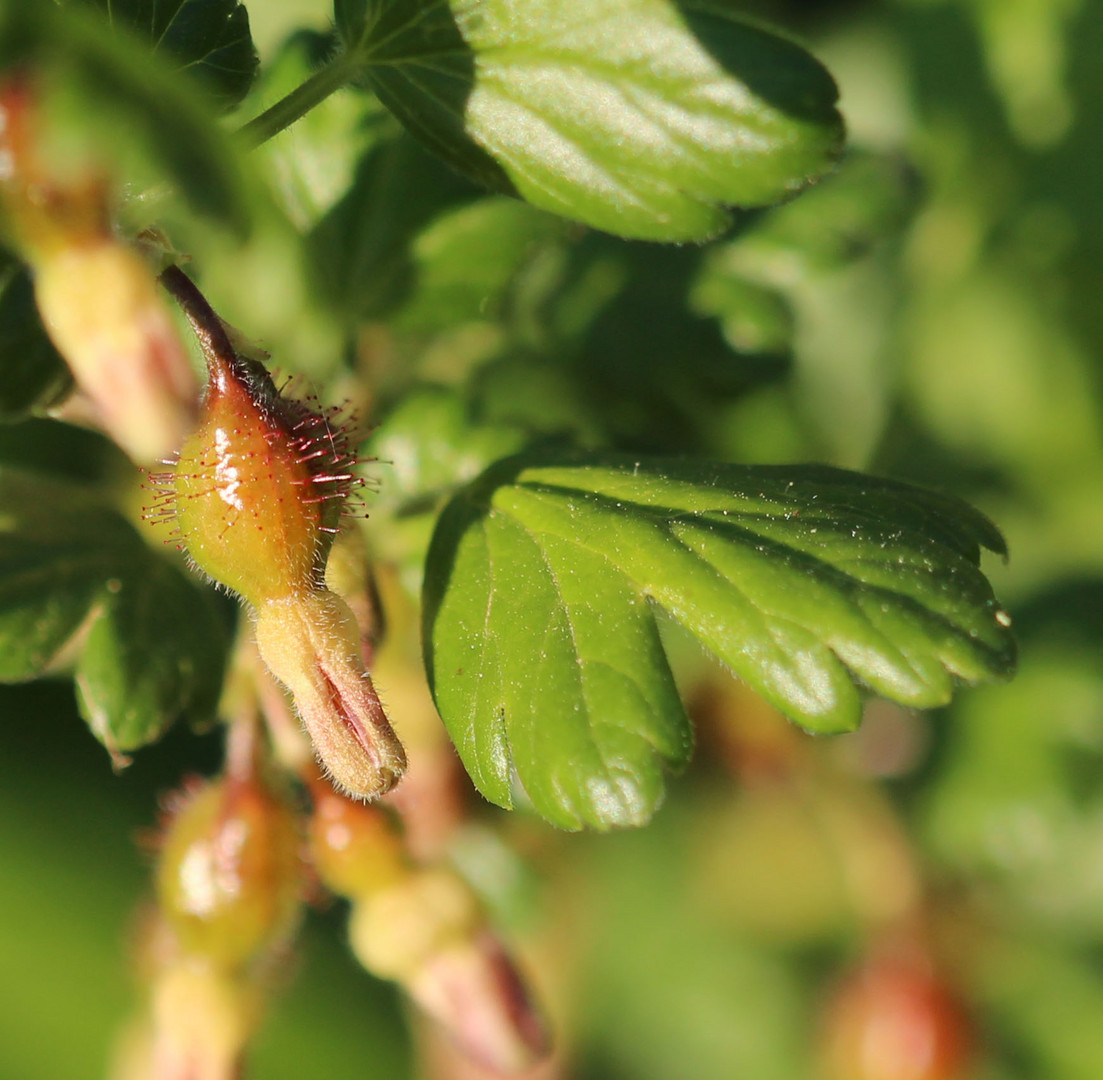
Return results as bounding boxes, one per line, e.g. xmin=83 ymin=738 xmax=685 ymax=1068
xmin=254 ymin=593 xmax=407 ymax=799
xmin=408 ymin=931 xmax=551 ymax=1076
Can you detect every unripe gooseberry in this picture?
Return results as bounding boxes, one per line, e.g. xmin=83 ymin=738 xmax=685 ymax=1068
xmin=348 ymin=871 xmax=549 ymax=1073
xmin=149 ymin=268 xmax=407 ymax=800
xmin=307 ymin=778 xmax=407 ymax=899
xmin=155 ymin=775 xmax=303 ymax=971
xmin=0 ymin=75 xmax=198 ymax=463
xmin=170 ymin=333 xmax=349 ymax=608
xmin=348 ymin=868 xmax=482 ymax=982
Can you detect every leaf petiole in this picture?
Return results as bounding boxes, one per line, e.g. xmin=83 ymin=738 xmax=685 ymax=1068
xmin=236 ymin=57 xmax=357 ymax=149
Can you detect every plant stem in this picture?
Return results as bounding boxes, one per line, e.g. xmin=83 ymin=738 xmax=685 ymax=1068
xmin=160 ymin=264 xmax=239 ymax=373
xmin=226 ymin=706 xmax=261 ymax=783
xmin=237 ymin=59 xmax=355 ymax=148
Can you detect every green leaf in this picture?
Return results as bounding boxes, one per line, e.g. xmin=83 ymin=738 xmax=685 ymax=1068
xmin=368 ymin=385 xmax=528 ymax=512
xmin=0 ymin=418 xmax=129 ymax=483
xmin=0 ymin=2 xmax=254 ymax=232
xmin=333 ymin=0 xmax=369 ymax=45
xmin=310 ymin=132 xmax=481 ymax=320
xmin=0 ymin=466 xmax=228 ymax=754
xmin=718 ymin=150 xmax=922 ymax=279
xmin=338 ymin=0 xmax=844 ymax=241
xmin=423 ymin=452 xmax=1015 ymax=830
xmin=66 ymin=0 xmax=259 ymax=110
xmin=0 ymin=255 xmax=71 ymax=421
xmin=75 ymin=557 xmax=227 ymax=757
xmin=393 ymin=196 xmax=566 ymax=332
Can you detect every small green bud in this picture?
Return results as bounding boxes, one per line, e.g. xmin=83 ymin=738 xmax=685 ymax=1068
xmin=348 ymin=869 xmax=549 ymax=1073
xmin=306 ymin=773 xmax=407 ymax=898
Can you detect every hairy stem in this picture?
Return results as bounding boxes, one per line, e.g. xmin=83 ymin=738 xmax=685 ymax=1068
xmin=237 ymin=59 xmax=356 ymax=149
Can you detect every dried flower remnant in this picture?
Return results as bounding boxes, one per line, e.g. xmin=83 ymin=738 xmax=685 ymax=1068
xmin=147 ymin=267 xmax=406 ymax=799
xmin=0 ymin=74 xmax=197 ymax=462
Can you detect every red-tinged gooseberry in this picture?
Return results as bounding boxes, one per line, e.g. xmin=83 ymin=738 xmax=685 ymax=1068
xmin=148 ymin=268 xmax=407 ymax=800
xmin=820 ymin=954 xmax=973 ymax=1080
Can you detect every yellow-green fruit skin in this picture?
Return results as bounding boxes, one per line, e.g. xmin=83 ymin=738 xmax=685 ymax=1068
xmin=174 ymin=371 xmax=321 ymax=608
xmin=156 ymin=778 xmax=303 ymax=970
xmin=308 ymin=783 xmax=406 ymax=898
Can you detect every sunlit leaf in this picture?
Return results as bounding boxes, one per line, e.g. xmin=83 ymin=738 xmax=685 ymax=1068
xmin=337 ymin=0 xmax=844 ymax=240
xmin=423 ymin=452 xmax=1015 ymax=829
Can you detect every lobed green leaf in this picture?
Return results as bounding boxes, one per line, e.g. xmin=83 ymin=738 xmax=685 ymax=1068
xmin=310 ymin=133 xmax=480 ymax=320
xmin=66 ymin=0 xmax=259 ymax=110
xmin=423 ymin=452 xmax=1016 ymax=829
xmin=337 ymin=0 xmax=845 ymax=241
xmin=0 ymin=466 xmax=228 ymax=755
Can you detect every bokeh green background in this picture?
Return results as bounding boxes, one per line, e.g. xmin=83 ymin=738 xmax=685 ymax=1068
xmin=3 ymin=0 xmax=1103 ymax=1076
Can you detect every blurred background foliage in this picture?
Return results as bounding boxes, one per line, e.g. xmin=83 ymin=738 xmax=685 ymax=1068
xmin=3 ymin=0 xmax=1103 ymax=1077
